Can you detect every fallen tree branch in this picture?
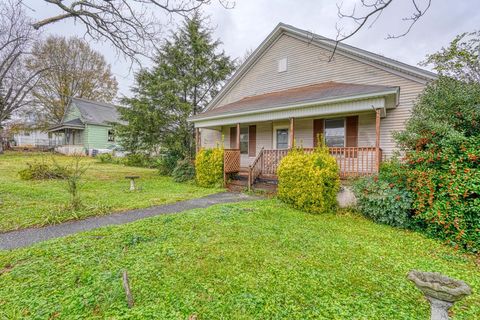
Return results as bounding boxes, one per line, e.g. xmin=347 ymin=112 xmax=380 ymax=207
xmin=122 ymin=270 xmax=134 ymax=308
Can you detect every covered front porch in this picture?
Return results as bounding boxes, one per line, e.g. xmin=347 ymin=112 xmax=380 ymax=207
xmin=190 ymin=82 xmax=398 ymax=187
xmin=199 ymin=112 xmax=382 ymax=185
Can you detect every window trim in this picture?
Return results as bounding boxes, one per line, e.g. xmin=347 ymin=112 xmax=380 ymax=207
xmin=272 ymin=124 xmax=289 ymax=150
xmin=107 ymin=129 xmax=115 ymax=142
xmin=324 ymin=117 xmax=346 ymax=148
xmin=239 ymin=126 xmax=249 ymax=154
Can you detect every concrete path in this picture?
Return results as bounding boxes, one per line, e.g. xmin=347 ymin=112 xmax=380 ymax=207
xmin=0 ymin=192 xmax=257 ymax=250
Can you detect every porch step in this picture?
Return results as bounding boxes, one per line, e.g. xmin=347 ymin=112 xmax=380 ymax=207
xmin=252 ymin=182 xmax=277 ymax=194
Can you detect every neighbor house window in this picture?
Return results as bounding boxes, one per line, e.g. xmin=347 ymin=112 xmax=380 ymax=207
xmin=324 ymin=118 xmax=345 ymax=147
xmin=108 ymin=129 xmax=115 ymax=142
xmin=276 ymin=128 xmax=289 ymax=149
xmin=240 ymin=127 xmax=248 ymax=154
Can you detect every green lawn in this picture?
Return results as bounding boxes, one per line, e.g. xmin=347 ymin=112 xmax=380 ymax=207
xmin=0 ymin=199 xmax=478 ymax=319
xmin=0 ymin=152 xmax=221 ymax=232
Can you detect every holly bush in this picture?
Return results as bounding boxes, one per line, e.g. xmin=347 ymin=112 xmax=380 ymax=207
xmin=195 ymin=147 xmax=224 ymax=188
xmin=394 ymin=77 xmax=480 ymax=252
xmin=277 ymin=145 xmax=339 ymax=214
xmin=404 ymin=136 xmax=480 ymax=252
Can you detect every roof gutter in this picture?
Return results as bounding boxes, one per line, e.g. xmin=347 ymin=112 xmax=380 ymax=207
xmin=190 ymin=89 xmax=398 ymax=123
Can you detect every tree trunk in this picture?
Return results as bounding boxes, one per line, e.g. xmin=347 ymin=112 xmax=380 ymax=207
xmin=0 ymin=127 xmax=4 ymax=154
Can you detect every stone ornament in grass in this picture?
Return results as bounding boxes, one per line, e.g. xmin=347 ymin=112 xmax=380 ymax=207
xmin=125 ymin=175 xmax=140 ymax=191
xmin=407 ymin=270 xmax=472 ymax=320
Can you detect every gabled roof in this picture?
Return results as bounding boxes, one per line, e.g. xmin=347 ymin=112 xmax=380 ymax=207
xmin=71 ymin=97 xmax=120 ymax=125
xmin=206 ymin=23 xmax=436 ymax=111
xmin=192 ymin=81 xmax=398 ymax=121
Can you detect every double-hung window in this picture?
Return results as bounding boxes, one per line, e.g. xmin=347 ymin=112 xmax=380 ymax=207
xmin=240 ymin=127 xmax=249 ymax=154
xmin=324 ymin=118 xmax=345 ymax=147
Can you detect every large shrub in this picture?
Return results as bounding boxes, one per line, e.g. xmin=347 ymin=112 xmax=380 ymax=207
xmin=195 ymin=147 xmax=224 ymax=188
xmin=394 ymin=77 xmax=480 ymax=252
xmin=403 ymin=136 xmax=480 ymax=252
xmin=277 ymin=146 xmax=339 ymax=214
xmin=172 ymin=159 xmax=195 ymax=182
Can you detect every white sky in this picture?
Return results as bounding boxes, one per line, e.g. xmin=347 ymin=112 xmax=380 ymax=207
xmin=22 ymin=0 xmax=480 ymax=98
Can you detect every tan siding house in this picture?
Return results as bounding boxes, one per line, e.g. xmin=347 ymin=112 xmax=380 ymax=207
xmin=189 ymin=23 xmax=436 ymax=186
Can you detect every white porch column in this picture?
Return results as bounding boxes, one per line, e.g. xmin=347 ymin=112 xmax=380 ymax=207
xmin=236 ymin=123 xmax=240 ymax=149
xmin=375 ymin=109 xmax=381 ymax=172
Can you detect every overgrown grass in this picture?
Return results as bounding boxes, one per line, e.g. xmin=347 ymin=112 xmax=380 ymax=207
xmin=0 ymin=199 xmax=478 ymax=319
xmin=0 ymin=152 xmax=222 ymax=232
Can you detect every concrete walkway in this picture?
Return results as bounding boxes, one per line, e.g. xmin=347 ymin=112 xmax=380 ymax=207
xmin=0 ymin=192 xmax=257 ymax=250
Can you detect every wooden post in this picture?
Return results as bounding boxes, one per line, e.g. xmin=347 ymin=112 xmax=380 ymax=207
xmin=375 ymin=109 xmax=381 ymax=172
xmin=236 ymin=123 xmax=240 ymax=149
xmin=195 ymin=128 xmax=200 ymax=153
xmin=289 ymin=117 xmax=295 ymax=149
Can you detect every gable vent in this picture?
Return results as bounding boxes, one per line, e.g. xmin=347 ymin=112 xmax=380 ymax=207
xmin=278 ymin=57 xmax=288 ymax=72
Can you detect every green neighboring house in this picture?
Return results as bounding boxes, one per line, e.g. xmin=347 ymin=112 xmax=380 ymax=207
xmin=49 ymin=98 xmax=121 ymax=155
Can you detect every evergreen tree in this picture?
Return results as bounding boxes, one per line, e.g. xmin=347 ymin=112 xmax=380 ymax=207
xmin=117 ymin=12 xmax=235 ymax=165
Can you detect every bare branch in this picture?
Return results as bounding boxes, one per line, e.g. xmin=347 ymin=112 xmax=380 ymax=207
xmin=23 ymin=0 xmax=235 ymax=63
xmin=328 ymin=0 xmax=432 ymax=61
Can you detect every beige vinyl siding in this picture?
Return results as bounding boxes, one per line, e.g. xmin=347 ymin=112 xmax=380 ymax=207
xmin=200 ymin=128 xmax=222 ymax=148
xmin=211 ymin=34 xmax=426 ymax=157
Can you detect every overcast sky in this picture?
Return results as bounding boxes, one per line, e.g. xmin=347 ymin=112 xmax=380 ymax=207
xmin=23 ymin=0 xmax=480 ymax=98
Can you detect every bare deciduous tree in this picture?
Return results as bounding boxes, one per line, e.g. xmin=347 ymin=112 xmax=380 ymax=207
xmin=23 ymin=0 xmax=235 ymax=62
xmin=0 ymin=1 xmax=45 ymax=153
xmin=328 ymin=0 xmax=432 ymax=60
xmin=27 ymin=35 xmax=119 ymax=125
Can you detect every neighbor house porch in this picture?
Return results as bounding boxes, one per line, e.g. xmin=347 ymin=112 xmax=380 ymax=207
xmin=48 ymin=119 xmax=85 ymax=155
xmin=190 ymin=82 xmax=399 ymax=188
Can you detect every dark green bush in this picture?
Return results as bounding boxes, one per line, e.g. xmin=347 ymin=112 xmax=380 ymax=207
xmin=122 ymin=153 xmax=157 ymax=168
xmin=157 ymin=151 xmax=181 ymax=176
xmin=172 ymin=159 xmax=195 ymax=182
xmin=353 ymin=175 xmax=414 ymax=228
xmin=96 ymin=153 xmax=113 ymax=163
xmin=18 ymin=160 xmax=71 ymax=180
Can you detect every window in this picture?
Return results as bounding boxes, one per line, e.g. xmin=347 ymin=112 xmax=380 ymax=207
xmin=324 ymin=118 xmax=345 ymax=147
xmin=240 ymin=127 xmax=248 ymax=154
xmin=108 ymin=129 xmax=115 ymax=142
xmin=276 ymin=128 xmax=289 ymax=149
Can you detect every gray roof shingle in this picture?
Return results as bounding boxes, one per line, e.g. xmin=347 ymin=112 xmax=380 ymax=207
xmin=192 ymin=81 xmax=398 ymax=120
xmin=72 ymin=98 xmax=120 ymax=125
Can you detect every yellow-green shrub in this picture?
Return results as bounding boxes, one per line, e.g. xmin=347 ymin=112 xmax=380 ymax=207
xmin=277 ymin=146 xmax=340 ymax=214
xmin=195 ymin=147 xmax=224 ymax=188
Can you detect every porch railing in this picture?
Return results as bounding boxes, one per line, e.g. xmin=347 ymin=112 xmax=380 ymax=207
xmin=224 ymin=148 xmax=240 ymax=185
xmin=248 ymin=147 xmax=264 ymax=188
xmin=246 ymin=147 xmax=381 ymax=188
